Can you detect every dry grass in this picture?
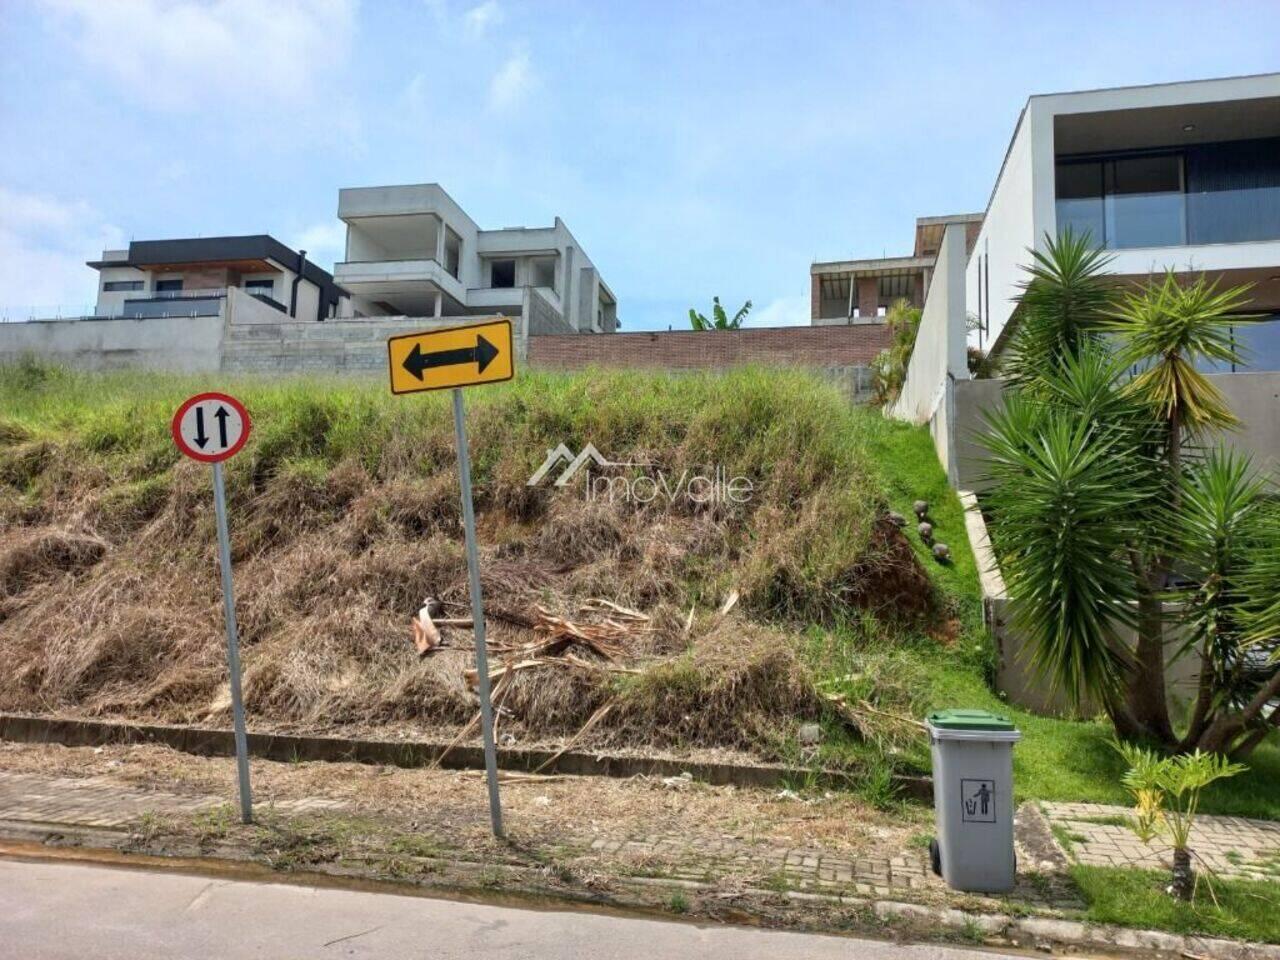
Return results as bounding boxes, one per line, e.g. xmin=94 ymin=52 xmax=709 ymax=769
xmin=0 ymin=364 xmax=945 ymax=759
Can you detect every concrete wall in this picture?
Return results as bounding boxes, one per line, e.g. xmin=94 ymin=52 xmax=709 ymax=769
xmin=959 ymin=492 xmax=1202 ymax=717
xmin=952 ymin=372 xmax=1280 ymax=491
xmin=966 ymin=108 xmax=1038 ymax=354
xmin=0 ymin=313 xmax=224 ymax=372
xmin=221 ymin=303 xmax=519 ymax=375
xmin=891 ymin=222 xmax=969 ymax=425
xmin=889 ymin=224 xmax=971 ymax=483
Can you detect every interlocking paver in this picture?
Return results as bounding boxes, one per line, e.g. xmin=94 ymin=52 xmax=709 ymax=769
xmin=1043 ymin=800 xmax=1280 ymax=882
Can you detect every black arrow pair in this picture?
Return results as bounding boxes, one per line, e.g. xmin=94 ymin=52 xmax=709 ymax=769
xmin=194 ymin=406 xmax=232 ymax=449
xmin=403 ymin=333 xmax=500 ymax=381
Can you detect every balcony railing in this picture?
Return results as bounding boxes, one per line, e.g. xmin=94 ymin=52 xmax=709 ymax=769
xmin=1057 ymin=184 xmax=1280 ymax=250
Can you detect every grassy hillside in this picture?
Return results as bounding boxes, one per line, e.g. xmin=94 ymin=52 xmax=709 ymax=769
xmin=1 ymin=359 xmax=1275 ymax=816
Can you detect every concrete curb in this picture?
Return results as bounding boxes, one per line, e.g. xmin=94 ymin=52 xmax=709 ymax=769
xmin=0 ymin=713 xmax=932 ymax=799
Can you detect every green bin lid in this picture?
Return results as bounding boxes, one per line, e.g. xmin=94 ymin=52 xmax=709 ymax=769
xmin=927 ymin=709 xmax=1016 ymax=732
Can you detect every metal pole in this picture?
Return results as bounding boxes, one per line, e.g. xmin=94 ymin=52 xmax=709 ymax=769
xmin=212 ymin=461 xmax=253 ymax=824
xmin=452 ymin=388 xmax=504 ymax=837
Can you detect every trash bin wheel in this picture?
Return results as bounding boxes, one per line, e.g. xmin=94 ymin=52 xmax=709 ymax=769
xmin=929 ymin=837 xmax=942 ymax=877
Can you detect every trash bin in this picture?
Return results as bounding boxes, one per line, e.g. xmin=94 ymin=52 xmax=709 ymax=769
xmin=926 ymin=709 xmax=1020 ymax=893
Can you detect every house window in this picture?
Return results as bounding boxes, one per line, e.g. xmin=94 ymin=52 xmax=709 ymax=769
xmin=490 ymin=259 xmax=516 ymax=288
xmin=531 ymin=257 xmax=557 ymax=291
xmin=103 ymin=280 xmax=143 ymax=292
xmin=1056 ymin=153 xmax=1185 ymax=249
xmin=244 ymin=279 xmax=274 ymax=295
xmin=444 ymin=229 xmax=461 ymax=279
xmin=155 ymin=279 xmax=184 ymax=293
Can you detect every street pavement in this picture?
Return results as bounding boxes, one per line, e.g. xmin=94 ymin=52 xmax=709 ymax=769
xmin=1 ymin=856 xmax=1020 ymax=960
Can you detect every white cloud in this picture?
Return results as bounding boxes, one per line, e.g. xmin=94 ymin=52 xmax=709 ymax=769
xmin=40 ymin=0 xmax=355 ymax=114
xmin=0 ymin=186 xmax=124 ymax=316
xmin=751 ymin=295 xmax=810 ymax=328
xmin=290 ymin=222 xmax=348 ymax=271
xmin=464 ymin=0 xmax=504 ymax=37
xmin=488 ymin=50 xmax=534 ymax=111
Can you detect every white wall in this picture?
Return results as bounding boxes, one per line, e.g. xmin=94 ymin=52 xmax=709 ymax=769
xmin=890 ymin=222 xmax=969 ymax=429
xmin=966 ymin=109 xmax=1039 ymax=353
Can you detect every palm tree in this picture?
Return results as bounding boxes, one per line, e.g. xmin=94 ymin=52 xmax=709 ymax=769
xmin=982 ymin=237 xmax=1280 ymax=756
xmin=689 ymin=297 xmax=751 ymax=331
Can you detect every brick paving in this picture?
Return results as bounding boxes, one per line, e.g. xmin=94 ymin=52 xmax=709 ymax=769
xmin=0 ymin=771 xmax=343 ymax=830
xmin=0 ymin=769 xmax=1083 ymax=909
xmin=1043 ymin=801 xmax=1280 ymax=883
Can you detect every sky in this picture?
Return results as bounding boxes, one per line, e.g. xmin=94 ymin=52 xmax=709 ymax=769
xmin=1 ymin=1 xmax=1277 ymax=331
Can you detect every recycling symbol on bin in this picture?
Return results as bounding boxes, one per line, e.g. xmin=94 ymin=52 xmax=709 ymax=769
xmin=960 ymin=778 xmax=996 ymax=823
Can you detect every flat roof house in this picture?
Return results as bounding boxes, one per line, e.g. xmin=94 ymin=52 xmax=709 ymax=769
xmin=889 ymin=72 xmax=1280 ymax=488
xmin=334 ymin=183 xmax=618 ymax=335
xmin=969 ymin=72 xmax=1280 ymax=366
xmin=89 ymin=235 xmax=348 ymax=323
xmin=810 ymin=213 xmax=983 ymax=324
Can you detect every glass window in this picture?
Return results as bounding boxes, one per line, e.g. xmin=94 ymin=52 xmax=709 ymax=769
xmin=1055 ymin=161 xmax=1105 ymax=245
xmin=1236 ymin=316 xmax=1280 ymax=372
xmin=103 ymin=280 xmax=143 ymax=292
xmin=490 ymin=259 xmax=515 ymax=288
xmin=1106 ymin=154 xmax=1185 ymax=249
xmin=244 ymin=279 xmax=274 ymax=292
xmin=154 ymin=278 xmax=183 ymax=294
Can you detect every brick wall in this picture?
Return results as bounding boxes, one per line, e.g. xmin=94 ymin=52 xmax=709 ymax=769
xmin=528 ymin=324 xmax=891 ymax=370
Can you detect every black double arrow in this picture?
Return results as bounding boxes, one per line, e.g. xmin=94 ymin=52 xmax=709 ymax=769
xmin=402 ymin=333 xmax=500 ymax=381
xmin=194 ymin=405 xmax=232 ymax=450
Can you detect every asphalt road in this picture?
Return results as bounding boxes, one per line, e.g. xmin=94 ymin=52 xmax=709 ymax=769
xmin=1 ymin=856 xmax=1015 ymax=960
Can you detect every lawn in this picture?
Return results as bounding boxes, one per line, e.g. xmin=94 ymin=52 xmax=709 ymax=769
xmin=1074 ymin=865 xmax=1280 ymax=944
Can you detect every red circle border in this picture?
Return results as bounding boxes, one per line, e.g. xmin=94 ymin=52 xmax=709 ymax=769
xmin=171 ymin=392 xmax=252 ymax=463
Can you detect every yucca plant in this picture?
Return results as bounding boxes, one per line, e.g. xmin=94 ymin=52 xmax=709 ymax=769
xmin=1003 ymin=228 xmax=1115 ymax=389
xmin=982 ymin=236 xmax=1280 ymax=755
xmin=1115 ymin=741 xmax=1247 ymax=900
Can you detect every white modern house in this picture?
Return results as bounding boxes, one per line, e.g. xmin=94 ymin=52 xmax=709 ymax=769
xmin=893 ymin=73 xmax=1280 ymax=487
xmin=334 ymin=183 xmax=618 ymax=336
xmin=967 ymin=73 xmax=1280 ymax=364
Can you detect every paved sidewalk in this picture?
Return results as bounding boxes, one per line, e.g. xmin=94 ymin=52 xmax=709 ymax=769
xmin=0 ymin=771 xmax=344 ymax=829
xmin=0 ymin=769 xmax=1067 ymax=909
xmin=1043 ymin=801 xmax=1280 ymax=882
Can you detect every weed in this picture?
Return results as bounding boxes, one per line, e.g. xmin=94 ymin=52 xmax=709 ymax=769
xmin=666 ymin=890 xmax=689 ymax=914
xmin=762 ymin=870 xmax=791 ymax=893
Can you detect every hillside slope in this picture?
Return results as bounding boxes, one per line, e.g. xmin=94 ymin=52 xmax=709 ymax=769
xmin=0 ymin=363 xmax=960 ymax=752
xmin=4 ymin=360 xmax=1276 ymax=817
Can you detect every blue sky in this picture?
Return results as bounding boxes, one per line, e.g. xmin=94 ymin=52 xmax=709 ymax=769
xmin=1 ymin=1 xmax=1277 ymax=330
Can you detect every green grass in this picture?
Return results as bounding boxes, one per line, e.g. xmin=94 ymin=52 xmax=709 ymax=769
xmin=1074 ymin=866 xmax=1280 ymax=943
xmin=2 ymin=359 xmax=1277 ymax=818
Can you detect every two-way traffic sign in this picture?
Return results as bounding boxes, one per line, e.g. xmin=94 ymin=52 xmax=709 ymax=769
xmin=171 ymin=393 xmax=251 ymax=463
xmin=387 ymin=318 xmax=514 ymax=395
xmin=171 ymin=390 xmax=254 ymax=824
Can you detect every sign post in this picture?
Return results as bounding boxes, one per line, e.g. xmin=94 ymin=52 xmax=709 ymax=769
xmin=388 ymin=319 xmax=514 ymax=838
xmin=171 ymin=392 xmax=254 ymax=824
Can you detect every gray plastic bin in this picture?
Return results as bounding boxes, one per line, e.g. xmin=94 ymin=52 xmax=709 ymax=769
xmin=926 ymin=709 xmax=1021 ymax=893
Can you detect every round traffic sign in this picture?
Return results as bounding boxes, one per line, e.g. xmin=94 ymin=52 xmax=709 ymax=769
xmin=171 ymin=392 xmax=251 ymax=463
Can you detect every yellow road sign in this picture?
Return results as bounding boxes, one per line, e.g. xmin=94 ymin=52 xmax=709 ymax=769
xmin=387 ymin=318 xmax=515 ymax=395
